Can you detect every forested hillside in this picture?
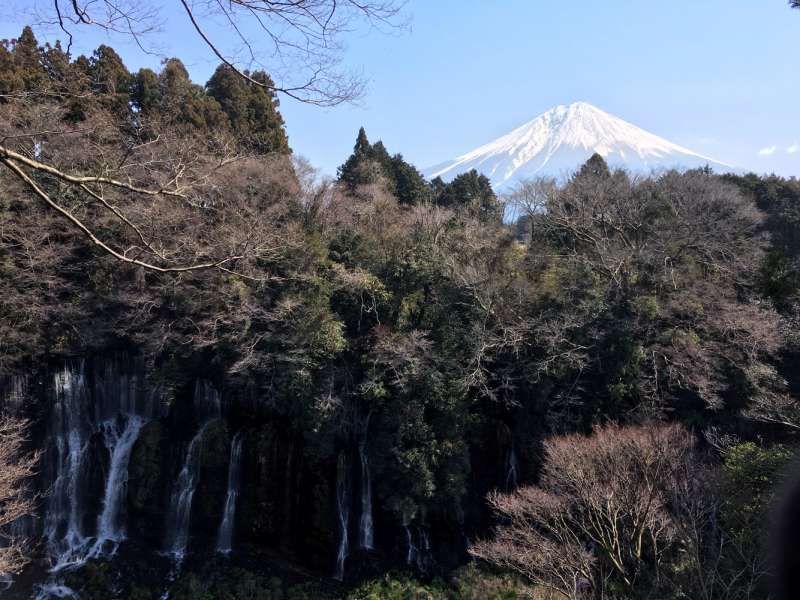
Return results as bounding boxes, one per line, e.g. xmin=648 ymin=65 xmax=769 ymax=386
xmin=1 ymin=25 xmax=800 ymax=600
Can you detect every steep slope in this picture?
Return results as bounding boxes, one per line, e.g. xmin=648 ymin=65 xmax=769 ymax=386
xmin=425 ymin=102 xmax=733 ymax=190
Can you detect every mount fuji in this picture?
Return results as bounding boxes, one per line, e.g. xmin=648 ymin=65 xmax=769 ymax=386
xmin=424 ymin=102 xmax=734 ymax=190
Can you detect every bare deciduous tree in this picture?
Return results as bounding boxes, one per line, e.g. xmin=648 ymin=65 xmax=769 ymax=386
xmin=0 ymin=416 xmax=37 ymax=577
xmin=471 ymin=423 xmax=698 ymax=599
xmin=507 ymin=176 xmax=557 ymax=242
xmin=1 ymin=99 xmax=301 ymax=279
xmin=741 ymin=362 xmax=800 ymax=431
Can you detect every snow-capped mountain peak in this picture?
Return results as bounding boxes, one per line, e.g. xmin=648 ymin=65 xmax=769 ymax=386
xmin=425 ymin=101 xmax=732 ymax=190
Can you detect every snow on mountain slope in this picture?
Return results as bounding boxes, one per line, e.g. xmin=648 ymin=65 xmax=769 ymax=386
xmin=425 ymin=102 xmax=734 ymax=190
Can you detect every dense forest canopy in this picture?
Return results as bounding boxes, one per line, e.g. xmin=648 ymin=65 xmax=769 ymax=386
xmin=1 ymin=17 xmax=800 ymax=600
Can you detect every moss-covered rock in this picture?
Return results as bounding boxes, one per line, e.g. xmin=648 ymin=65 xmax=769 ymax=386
xmin=168 ymin=567 xmax=335 ymax=600
xmin=239 ymin=425 xmax=282 ymax=544
xmin=127 ymin=420 xmax=167 ymax=542
xmin=237 ymin=423 xmax=336 ymax=566
xmin=192 ymin=419 xmax=231 ymax=537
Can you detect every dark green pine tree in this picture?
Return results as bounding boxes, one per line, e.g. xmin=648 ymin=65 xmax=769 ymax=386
xmin=131 ymin=67 xmax=160 ymax=113
xmin=338 ymin=128 xmax=429 ymax=204
xmin=354 ymin=126 xmax=370 ymax=156
xmin=133 ymin=59 xmax=227 ymax=132
xmin=337 ymin=126 xmax=376 ymax=190
xmin=577 ymin=152 xmax=611 ymax=179
xmin=387 ymin=153 xmax=429 ymax=205
xmin=88 ymin=45 xmax=133 ymax=115
xmin=434 ymin=169 xmax=500 ymax=221
xmin=206 ymin=64 xmax=289 ymax=154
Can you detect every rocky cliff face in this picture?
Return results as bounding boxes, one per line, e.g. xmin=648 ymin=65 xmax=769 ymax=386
xmin=2 ymin=350 xmax=524 ymax=598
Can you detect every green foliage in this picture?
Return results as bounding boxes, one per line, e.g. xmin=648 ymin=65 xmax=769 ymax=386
xmin=337 ymin=128 xmax=429 ymax=204
xmin=206 ymin=65 xmax=290 ymax=153
xmin=348 ymin=575 xmax=449 ymax=600
xmin=724 ymin=173 xmax=800 ymax=309
xmin=720 ymin=442 xmax=794 ymax=543
xmin=169 ymin=569 xmax=332 ymax=600
xmin=0 ymin=28 xmax=288 ymax=152
xmin=433 ymin=170 xmax=500 ymax=222
xmin=127 ymin=421 xmax=166 ymax=520
xmin=67 ymin=561 xmax=114 ymax=599
xmin=338 ymin=127 xmax=376 ymax=190
xmin=576 ymin=152 xmax=611 ymax=179
xmin=631 ymin=295 xmax=658 ymax=320
xmin=348 ymin=567 xmax=528 ymax=600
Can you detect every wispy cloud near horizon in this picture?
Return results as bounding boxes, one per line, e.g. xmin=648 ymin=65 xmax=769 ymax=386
xmin=759 ymin=146 xmax=778 ymax=156
xmin=788 ymin=143 xmax=800 ymax=155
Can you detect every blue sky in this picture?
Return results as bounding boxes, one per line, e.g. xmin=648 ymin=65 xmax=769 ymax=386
xmin=2 ymin=1 xmax=798 ymax=177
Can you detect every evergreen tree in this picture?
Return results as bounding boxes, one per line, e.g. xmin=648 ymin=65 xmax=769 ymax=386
xmin=134 ymin=59 xmax=226 ymax=132
xmin=41 ymin=41 xmax=70 ymax=84
xmin=89 ymin=45 xmax=133 ymax=116
xmin=338 ymin=128 xmax=429 ymax=204
xmin=577 ymin=152 xmax=611 ymax=179
xmin=12 ymin=26 xmax=44 ymax=83
xmin=388 ymin=154 xmax=429 ymax=205
xmin=0 ymin=27 xmax=46 ymax=95
xmin=354 ymin=126 xmax=370 ymax=156
xmin=131 ymin=67 xmax=160 ymax=114
xmin=206 ymin=64 xmax=289 ymax=154
xmin=338 ymin=126 xmax=378 ymax=190
xmin=434 ymin=169 xmax=500 ymax=221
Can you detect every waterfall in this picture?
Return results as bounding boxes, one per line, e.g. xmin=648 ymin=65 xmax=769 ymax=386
xmin=404 ymin=524 xmax=418 ymax=567
xmin=334 ymin=451 xmax=350 ymax=581
xmin=34 ymin=582 xmax=79 ymax=599
xmin=163 ymin=380 xmax=221 ymax=560
xmin=358 ymin=412 xmax=374 ymax=551
xmin=43 ymin=364 xmax=91 ymax=571
xmin=216 ymin=432 xmax=244 ymax=554
xmin=41 ymin=358 xmax=160 ymax=571
xmin=420 ymin=529 xmax=432 ymax=567
xmin=193 ymin=380 xmax=222 ymax=422
xmin=88 ymin=415 xmax=145 ymax=557
xmin=506 ymin=444 xmax=519 ymax=491
xmin=404 ymin=523 xmax=433 ymax=572
xmin=358 ymin=441 xmax=374 ymax=550
xmin=0 ymin=374 xmax=28 ymax=415
xmin=163 ymin=424 xmax=208 ymax=560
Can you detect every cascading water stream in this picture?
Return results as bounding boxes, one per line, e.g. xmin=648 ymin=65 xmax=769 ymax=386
xmin=506 ymin=444 xmax=519 ymax=491
xmin=358 ymin=412 xmax=374 ymax=551
xmin=43 ymin=364 xmax=91 ymax=571
xmin=404 ymin=522 xmax=433 ymax=572
xmin=88 ymin=415 xmax=145 ymax=558
xmin=358 ymin=441 xmax=374 ymax=551
xmin=39 ymin=357 xmax=161 ymax=582
xmin=163 ymin=425 xmax=208 ymax=561
xmin=163 ymin=380 xmax=222 ymax=561
xmin=334 ymin=451 xmax=350 ymax=581
xmin=34 ymin=582 xmax=79 ymax=599
xmin=216 ymin=432 xmax=244 ymax=554
xmin=404 ymin=524 xmax=417 ymax=567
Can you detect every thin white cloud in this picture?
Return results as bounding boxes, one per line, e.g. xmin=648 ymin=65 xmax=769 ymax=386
xmin=759 ymin=146 xmax=777 ymax=156
xmin=788 ymin=143 xmax=800 ymax=155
